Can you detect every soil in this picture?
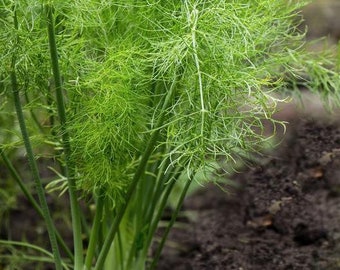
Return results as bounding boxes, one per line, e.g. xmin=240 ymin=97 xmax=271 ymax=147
xmin=157 ymin=114 xmax=340 ymax=270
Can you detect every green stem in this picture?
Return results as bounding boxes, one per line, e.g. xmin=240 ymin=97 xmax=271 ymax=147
xmin=45 ymin=4 xmax=84 ymax=269
xmin=149 ymin=173 xmax=194 ymax=270
xmin=116 ymin=228 xmax=125 ymax=270
xmin=145 ymin=156 xmax=175 ymax=224
xmin=1 ymin=149 xmax=43 ymax=218
xmin=0 ymin=149 xmax=73 ymax=261
xmin=124 ymin=156 xmax=166 ymax=269
xmin=46 ymin=80 xmax=56 ymax=131
xmin=23 ymin=87 xmax=45 ymax=133
xmin=0 ymin=240 xmax=71 ymax=269
xmin=142 ymin=149 xmax=168 ymax=221
xmin=10 ymin=7 xmax=62 ymax=269
xmin=84 ymin=194 xmax=104 ymax=269
xmin=143 ymin=164 xmax=185 ymax=255
xmin=94 ymin=76 xmax=180 ymax=270
xmin=125 ymin=155 xmax=166 ymax=267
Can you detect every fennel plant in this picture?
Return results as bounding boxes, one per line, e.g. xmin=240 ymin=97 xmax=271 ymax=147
xmin=0 ymin=0 xmax=339 ymax=269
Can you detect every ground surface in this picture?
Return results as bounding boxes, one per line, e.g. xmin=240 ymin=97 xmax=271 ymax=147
xmin=158 ymin=115 xmax=340 ymax=270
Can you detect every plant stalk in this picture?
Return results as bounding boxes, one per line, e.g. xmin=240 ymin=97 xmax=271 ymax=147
xmin=45 ymin=4 xmax=84 ymax=269
xmin=0 ymin=149 xmax=74 ymax=261
xmin=149 ymin=173 xmax=194 ymax=270
xmin=143 ymin=163 xmax=186 ymax=257
xmin=84 ymin=194 xmax=104 ymax=269
xmin=10 ymin=7 xmax=62 ymax=268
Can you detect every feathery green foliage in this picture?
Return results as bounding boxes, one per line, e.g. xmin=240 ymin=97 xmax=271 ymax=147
xmin=66 ymin=0 xmax=309 ymax=199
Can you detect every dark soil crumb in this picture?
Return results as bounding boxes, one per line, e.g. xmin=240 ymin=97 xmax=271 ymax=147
xmin=158 ymin=117 xmax=340 ymax=270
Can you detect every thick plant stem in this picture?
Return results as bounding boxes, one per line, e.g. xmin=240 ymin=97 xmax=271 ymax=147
xmin=126 ymin=165 xmax=180 ymax=269
xmin=84 ymin=194 xmax=104 ymax=269
xmin=124 ymin=157 xmax=168 ymax=269
xmin=45 ymin=4 xmax=83 ymax=269
xmin=149 ymin=174 xmax=194 ymax=270
xmin=1 ymin=99 xmax=62 ymax=270
xmin=10 ymin=8 xmax=62 ymax=267
xmin=0 ymin=149 xmax=74 ymax=261
xmin=143 ymin=163 xmax=186 ymax=259
xmin=94 ymin=77 xmax=180 ymax=270
xmin=0 ymin=149 xmax=44 ymax=219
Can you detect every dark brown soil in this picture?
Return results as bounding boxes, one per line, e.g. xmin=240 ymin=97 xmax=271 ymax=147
xmin=157 ymin=116 xmax=340 ymax=270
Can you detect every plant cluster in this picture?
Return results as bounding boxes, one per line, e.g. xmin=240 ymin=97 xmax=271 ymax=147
xmin=0 ymin=0 xmax=339 ymax=269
